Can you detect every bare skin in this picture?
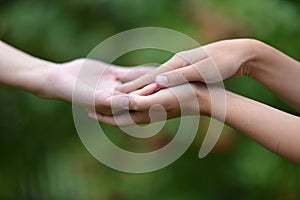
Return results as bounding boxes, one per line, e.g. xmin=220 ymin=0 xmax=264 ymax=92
xmin=93 ymin=39 xmax=300 ymax=165
xmin=1 ymin=39 xmax=300 ymax=165
xmin=0 ymin=41 xmax=154 ymax=114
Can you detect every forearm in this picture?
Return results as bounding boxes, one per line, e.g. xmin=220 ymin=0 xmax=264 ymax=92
xmin=210 ymin=90 xmax=300 ymax=165
xmin=0 ymin=41 xmax=54 ymax=95
xmin=246 ymin=40 xmax=300 ymax=112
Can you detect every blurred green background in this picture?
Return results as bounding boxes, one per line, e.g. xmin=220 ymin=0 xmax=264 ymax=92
xmin=0 ymin=0 xmax=300 ymax=199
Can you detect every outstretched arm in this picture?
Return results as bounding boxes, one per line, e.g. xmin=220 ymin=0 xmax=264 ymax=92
xmin=219 ymin=90 xmax=300 ymax=165
xmin=0 ymin=41 xmax=155 ymax=114
xmin=92 ymin=83 xmax=300 ymax=165
xmin=117 ymin=39 xmax=300 ymax=112
xmin=245 ymin=41 xmax=300 ymax=112
xmin=0 ymin=40 xmax=52 ymax=95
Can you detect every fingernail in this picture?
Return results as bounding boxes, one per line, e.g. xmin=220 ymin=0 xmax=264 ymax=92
xmin=119 ymin=96 xmax=129 ymax=108
xmin=156 ymin=75 xmax=168 ymax=86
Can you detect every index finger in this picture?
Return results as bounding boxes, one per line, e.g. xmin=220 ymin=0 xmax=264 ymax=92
xmin=116 ymin=47 xmax=208 ymax=93
xmin=115 ymin=63 xmax=174 ymax=93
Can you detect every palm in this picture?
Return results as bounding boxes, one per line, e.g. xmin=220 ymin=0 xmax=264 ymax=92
xmin=46 ymin=58 xmax=154 ymax=114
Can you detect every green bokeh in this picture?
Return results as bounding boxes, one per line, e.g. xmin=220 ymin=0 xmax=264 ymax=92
xmin=0 ymin=0 xmax=299 ymax=199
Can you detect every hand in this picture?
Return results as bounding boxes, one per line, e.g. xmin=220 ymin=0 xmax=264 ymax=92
xmin=116 ymin=39 xmax=258 ymax=93
xmin=88 ymin=82 xmax=217 ymax=126
xmin=0 ymin=41 xmax=154 ymax=114
xmin=40 ymin=59 xmax=155 ymax=114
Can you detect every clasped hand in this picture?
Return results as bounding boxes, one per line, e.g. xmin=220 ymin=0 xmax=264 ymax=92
xmin=85 ymin=39 xmax=255 ymax=125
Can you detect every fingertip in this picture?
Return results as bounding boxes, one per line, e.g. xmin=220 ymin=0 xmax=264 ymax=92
xmin=88 ymin=112 xmax=98 ymax=120
xmin=155 ymin=75 xmax=168 ymax=86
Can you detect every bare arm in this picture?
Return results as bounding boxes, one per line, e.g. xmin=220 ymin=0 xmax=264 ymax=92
xmin=217 ymin=90 xmax=300 ymax=165
xmin=246 ymin=41 xmax=300 ymax=112
xmin=117 ymin=39 xmax=300 ymax=112
xmin=0 ymin=41 xmax=155 ymax=114
xmin=0 ymin=40 xmax=52 ymax=95
xmin=93 ymin=83 xmax=300 ymax=165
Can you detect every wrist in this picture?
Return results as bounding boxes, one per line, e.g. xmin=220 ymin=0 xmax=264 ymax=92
xmin=193 ymin=83 xmax=230 ymax=119
xmin=239 ymin=39 xmax=266 ymax=79
xmin=28 ymin=60 xmax=58 ymax=99
xmin=0 ymin=41 xmax=59 ymax=98
xmin=192 ymin=83 xmax=211 ymax=116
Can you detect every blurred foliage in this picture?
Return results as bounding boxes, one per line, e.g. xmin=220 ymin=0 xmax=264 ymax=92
xmin=0 ymin=0 xmax=300 ymax=199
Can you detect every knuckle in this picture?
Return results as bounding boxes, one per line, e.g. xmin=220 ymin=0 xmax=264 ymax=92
xmin=141 ymin=72 xmax=155 ymax=81
xmin=171 ymin=51 xmax=189 ymax=66
xmin=172 ymin=52 xmax=181 ymax=60
xmin=129 ymin=96 xmax=140 ymax=110
xmin=131 ymin=96 xmax=149 ymax=111
xmin=175 ymin=51 xmax=186 ymax=57
xmin=173 ymin=52 xmax=185 ymax=61
xmin=129 ymin=76 xmax=152 ymax=90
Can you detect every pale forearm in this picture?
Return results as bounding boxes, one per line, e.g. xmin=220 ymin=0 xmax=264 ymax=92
xmin=0 ymin=41 xmax=54 ymax=95
xmin=246 ymin=40 xmax=300 ymax=111
xmin=212 ymin=90 xmax=300 ymax=165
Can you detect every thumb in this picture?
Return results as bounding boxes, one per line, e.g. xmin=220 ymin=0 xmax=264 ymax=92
xmin=155 ymin=66 xmax=202 ymax=87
